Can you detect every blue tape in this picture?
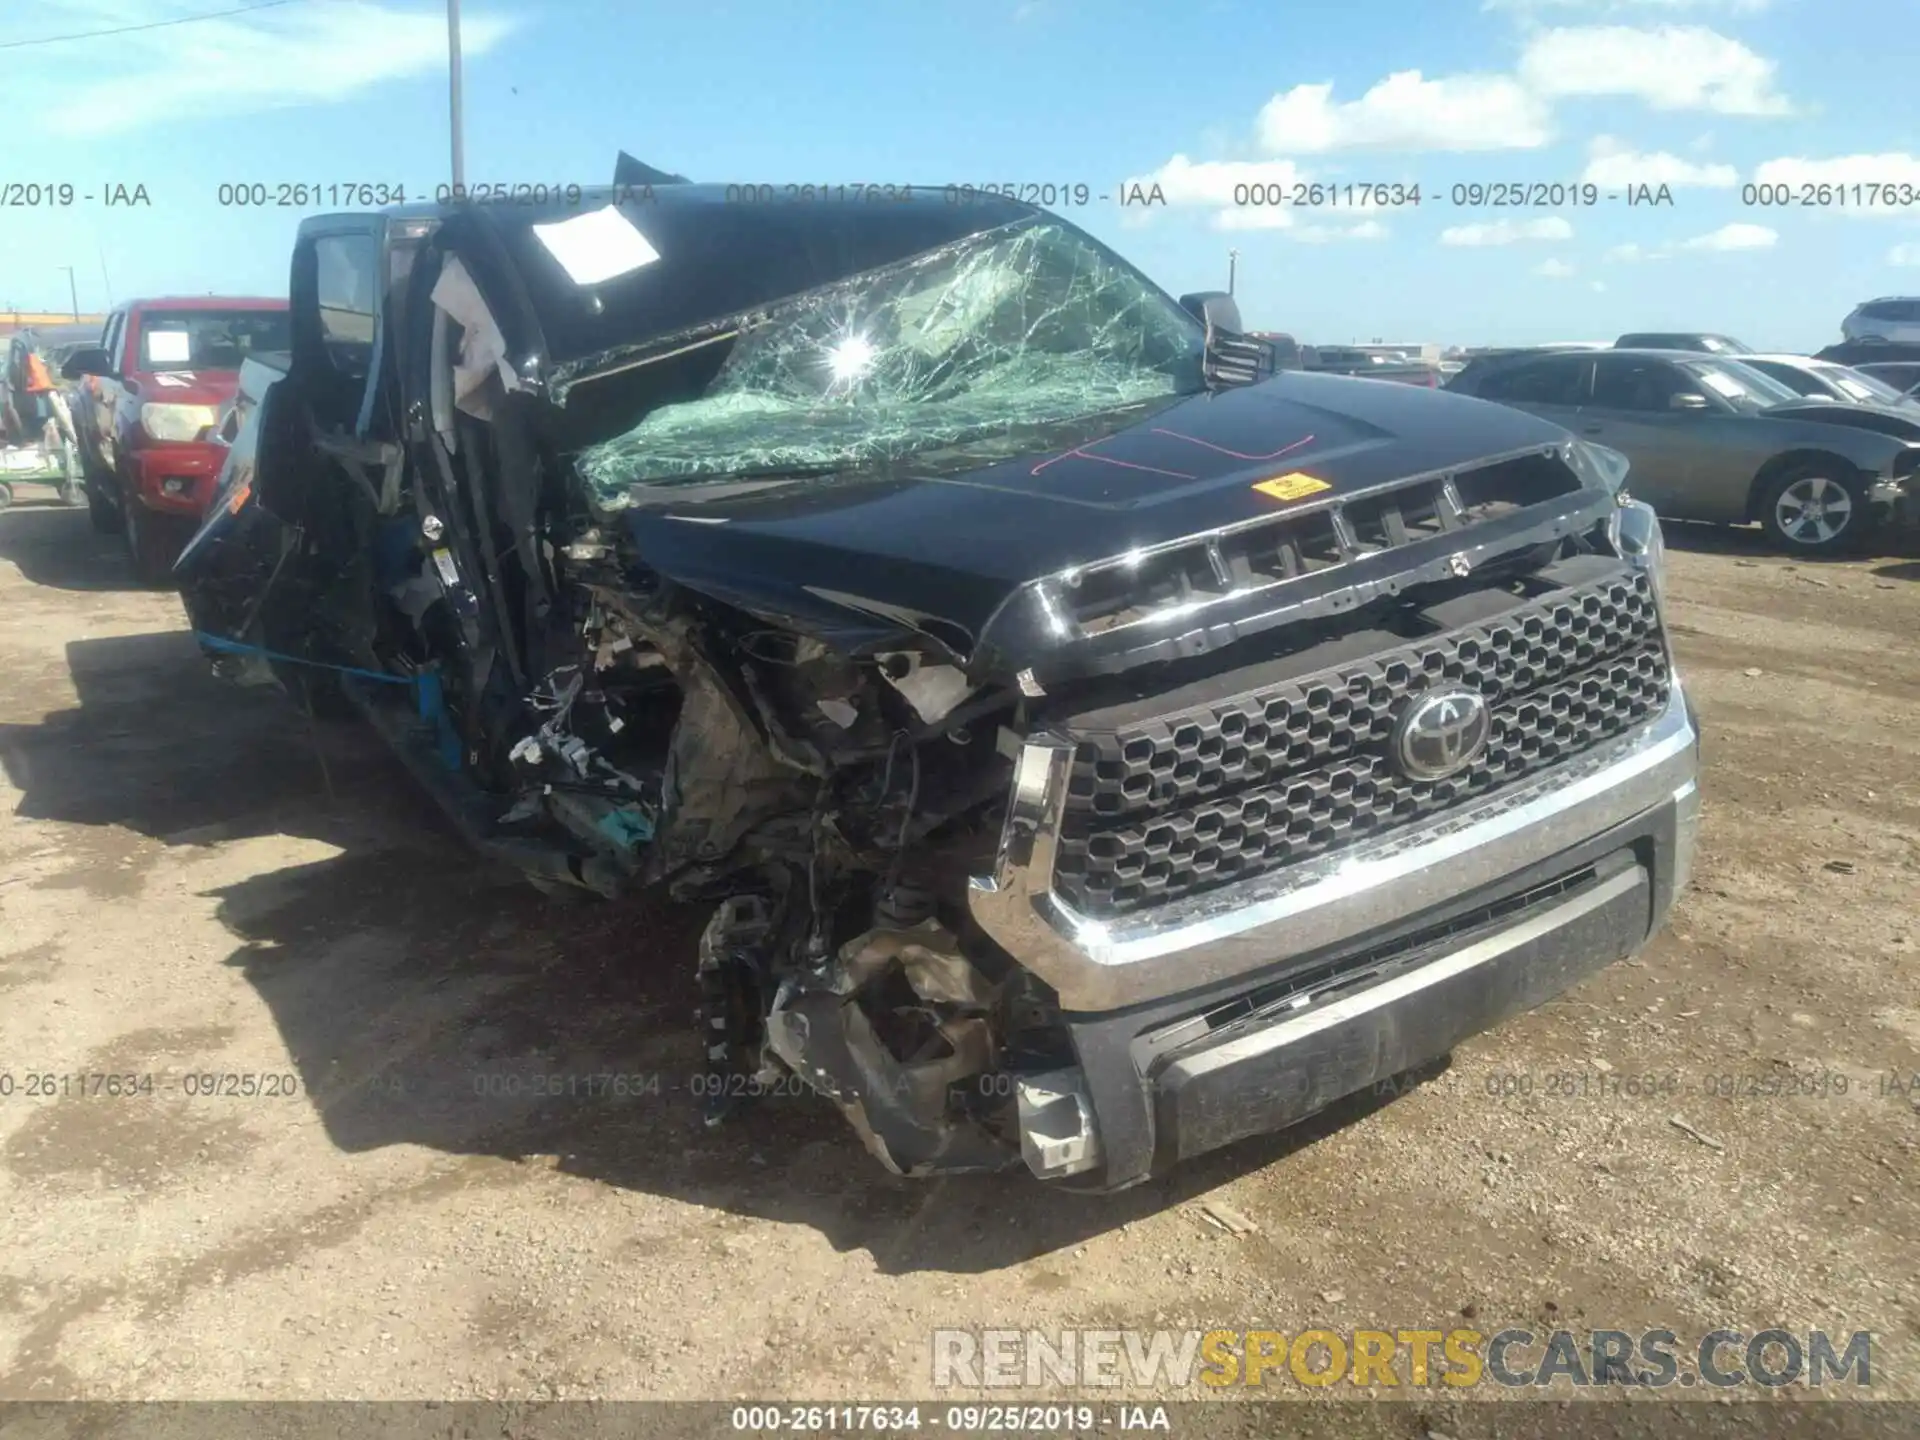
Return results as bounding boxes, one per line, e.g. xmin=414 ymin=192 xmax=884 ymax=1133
xmin=595 ymin=805 xmax=656 ymax=850
xmin=193 ymin=631 xmax=414 ymax=687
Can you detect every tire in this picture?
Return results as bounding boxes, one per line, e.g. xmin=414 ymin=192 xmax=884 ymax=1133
xmin=1757 ymin=462 xmax=1869 ymax=554
xmin=0 ymin=482 xmax=13 ymax=512
xmin=87 ymin=471 xmax=123 ymax=533
xmin=124 ymin=505 xmax=190 ymax=587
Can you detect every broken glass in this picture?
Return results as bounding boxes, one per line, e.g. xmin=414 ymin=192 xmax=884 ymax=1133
xmin=573 ymin=220 xmax=1205 ymax=504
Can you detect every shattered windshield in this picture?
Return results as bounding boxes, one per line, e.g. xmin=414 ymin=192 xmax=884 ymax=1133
xmin=574 ymin=220 xmax=1205 ymax=503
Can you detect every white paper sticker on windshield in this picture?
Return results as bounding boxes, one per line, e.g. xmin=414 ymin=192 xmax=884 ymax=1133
xmin=1698 ymin=371 xmax=1746 ymax=398
xmin=146 ymin=329 xmax=192 ymax=363
xmin=532 ymin=205 xmax=660 ymax=287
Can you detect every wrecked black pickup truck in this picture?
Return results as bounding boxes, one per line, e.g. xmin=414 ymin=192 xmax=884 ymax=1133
xmin=176 ymin=163 xmax=1701 ymax=1190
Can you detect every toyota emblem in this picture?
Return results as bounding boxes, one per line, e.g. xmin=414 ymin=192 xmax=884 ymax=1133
xmin=1391 ymin=687 xmax=1492 ymax=782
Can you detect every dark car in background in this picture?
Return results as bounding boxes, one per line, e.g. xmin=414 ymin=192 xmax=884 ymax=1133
xmin=1247 ymin=331 xmax=1302 ymax=369
xmin=1300 ymin=344 xmax=1442 ymax=387
xmin=1448 ymin=348 xmax=1918 ymax=551
xmin=1614 ymin=333 xmax=1750 ymax=355
xmin=62 ymin=296 xmax=291 ymax=583
xmin=1814 ymin=338 xmax=1920 ymax=369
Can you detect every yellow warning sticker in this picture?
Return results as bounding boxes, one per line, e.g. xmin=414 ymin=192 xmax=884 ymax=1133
xmin=1251 ymin=472 xmax=1332 ymax=503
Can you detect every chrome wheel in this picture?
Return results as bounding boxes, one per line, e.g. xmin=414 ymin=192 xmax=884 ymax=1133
xmin=1774 ymin=475 xmax=1853 ymax=546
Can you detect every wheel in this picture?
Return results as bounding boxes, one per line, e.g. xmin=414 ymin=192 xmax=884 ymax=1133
xmin=1758 ymin=464 xmax=1868 ymax=553
xmin=0 ymin=482 xmax=13 ymax=512
xmin=124 ymin=505 xmax=189 ymax=587
xmin=87 ymin=469 xmax=123 ymax=533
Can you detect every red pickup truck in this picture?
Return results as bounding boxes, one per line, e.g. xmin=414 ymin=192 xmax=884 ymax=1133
xmin=64 ymin=296 xmax=290 ymax=584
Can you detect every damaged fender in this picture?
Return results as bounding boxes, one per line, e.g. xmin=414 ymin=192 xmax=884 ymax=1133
xmin=766 ymin=919 xmax=1010 ymax=1177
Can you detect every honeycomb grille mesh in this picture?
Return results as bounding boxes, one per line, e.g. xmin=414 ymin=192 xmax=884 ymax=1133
xmin=1051 ymin=570 xmax=1667 ymax=917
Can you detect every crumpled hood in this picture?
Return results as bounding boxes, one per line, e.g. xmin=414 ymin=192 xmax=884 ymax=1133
xmin=617 ymin=371 xmax=1574 ymax=659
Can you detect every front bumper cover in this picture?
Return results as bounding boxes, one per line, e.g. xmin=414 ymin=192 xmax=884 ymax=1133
xmin=1043 ymin=758 xmax=1698 ymax=1191
xmin=970 ymin=686 xmax=1700 ymax=1014
xmin=127 ymin=442 xmax=224 ymax=516
xmin=974 ymin=679 xmax=1700 ymax=1189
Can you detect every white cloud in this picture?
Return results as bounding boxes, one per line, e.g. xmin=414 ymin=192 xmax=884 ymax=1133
xmin=1889 ymin=243 xmax=1920 ymax=266
xmin=1134 ymin=154 xmax=1396 ymax=236
xmin=1440 ymin=216 xmax=1576 ymax=245
xmin=1580 ymin=135 xmax=1737 ymax=187
xmin=1590 ymin=280 xmax=1608 ymax=291
xmin=1605 ymin=242 xmax=1656 ymax=261
xmin=25 ymin=1 xmax=520 ymax=136
xmin=1518 ymin=25 xmax=1792 ymax=114
xmin=1749 ymin=153 xmax=1920 ymax=217
xmin=1287 ymin=219 xmax=1391 ymax=243
xmin=1126 ymin=155 xmax=1312 ymax=207
xmin=1680 ymin=222 xmax=1777 ymax=250
xmin=1214 ymin=206 xmax=1297 ymax=232
xmin=1256 ymin=71 xmax=1551 ymax=153
xmin=1533 ymin=258 xmax=1577 ymax=277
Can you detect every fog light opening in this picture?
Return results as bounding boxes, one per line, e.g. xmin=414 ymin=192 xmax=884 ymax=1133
xmin=1016 ymin=1069 xmax=1103 ymax=1180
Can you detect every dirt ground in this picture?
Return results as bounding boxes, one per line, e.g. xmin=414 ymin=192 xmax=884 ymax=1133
xmin=1 ymin=494 xmax=1916 ymax=1420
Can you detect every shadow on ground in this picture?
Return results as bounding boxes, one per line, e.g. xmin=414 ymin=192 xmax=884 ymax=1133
xmin=1659 ymin=516 xmax=1920 ymax=563
xmin=2 ymin=623 xmax=1444 ymax=1275
xmin=0 ymin=501 xmax=140 ymax=594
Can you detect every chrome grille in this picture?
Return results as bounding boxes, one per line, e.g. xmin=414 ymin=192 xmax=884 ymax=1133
xmin=1050 ymin=567 xmax=1667 ymax=918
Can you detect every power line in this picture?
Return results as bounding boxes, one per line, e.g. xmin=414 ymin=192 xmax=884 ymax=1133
xmin=0 ymin=0 xmax=317 ymax=52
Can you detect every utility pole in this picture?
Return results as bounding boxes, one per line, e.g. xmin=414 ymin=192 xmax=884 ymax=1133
xmin=447 ymin=0 xmax=466 ymax=188
xmin=1227 ymin=248 xmax=1239 ymax=297
xmin=58 ymin=266 xmax=79 ymax=320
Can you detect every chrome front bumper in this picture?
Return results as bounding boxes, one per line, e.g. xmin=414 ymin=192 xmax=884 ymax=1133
xmin=969 ymin=682 xmax=1701 ymax=1013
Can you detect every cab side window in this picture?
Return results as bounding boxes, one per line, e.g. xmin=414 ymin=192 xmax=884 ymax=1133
xmin=101 ymin=312 xmax=126 ymax=371
xmin=1745 ymin=362 xmax=1819 ymax=397
xmin=1476 ymin=355 xmax=1590 ymax=405
xmin=315 ymin=233 xmax=380 ymax=383
xmin=292 ymin=229 xmax=383 ymax=428
xmin=1591 ymin=357 xmax=1689 ymax=412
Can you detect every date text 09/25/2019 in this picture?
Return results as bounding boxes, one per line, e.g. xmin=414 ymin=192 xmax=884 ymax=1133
xmin=0 ymin=1072 xmax=303 ymax=1099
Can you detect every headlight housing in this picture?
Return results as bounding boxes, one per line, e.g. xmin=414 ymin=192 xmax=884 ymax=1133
xmin=1608 ymin=495 xmax=1675 ymax=672
xmin=1570 ymin=438 xmax=1633 ymax=496
xmin=139 ymin=402 xmax=219 ymax=443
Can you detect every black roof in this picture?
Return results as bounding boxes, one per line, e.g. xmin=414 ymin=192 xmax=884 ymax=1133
xmin=307 ymin=182 xmax=1047 ymax=375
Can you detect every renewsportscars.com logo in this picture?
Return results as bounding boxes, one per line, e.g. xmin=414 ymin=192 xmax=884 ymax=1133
xmin=931 ymin=1327 xmax=1875 ymax=1391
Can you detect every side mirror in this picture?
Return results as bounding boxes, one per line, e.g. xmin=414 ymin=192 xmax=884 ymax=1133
xmin=1178 ymin=290 xmax=1244 ymax=335
xmin=60 ymin=345 xmax=113 ymax=380
xmin=1669 ymin=392 xmax=1710 ymax=411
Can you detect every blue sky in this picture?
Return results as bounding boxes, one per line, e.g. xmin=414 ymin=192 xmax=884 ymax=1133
xmin=4 ymin=0 xmax=1917 ymax=350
